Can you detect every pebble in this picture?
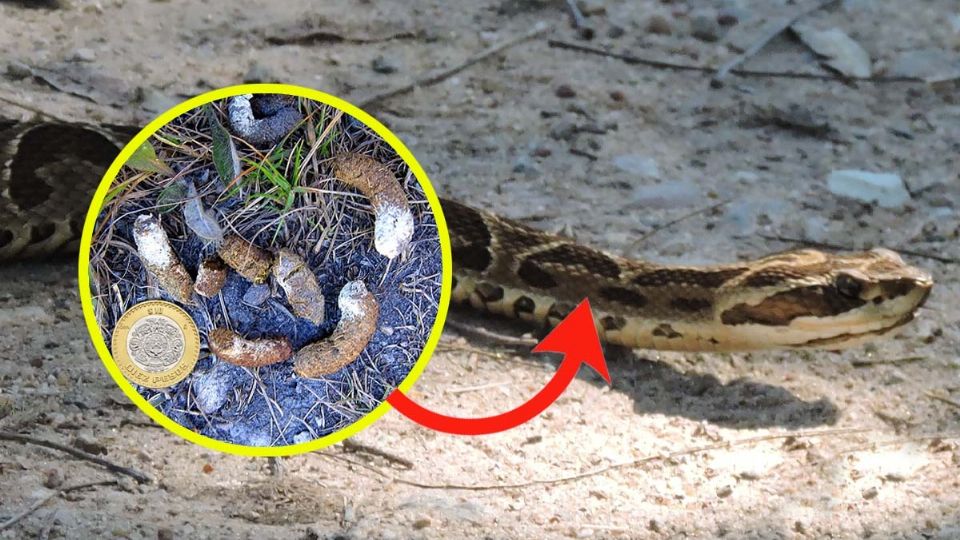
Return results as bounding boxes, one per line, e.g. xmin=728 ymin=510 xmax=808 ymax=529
xmin=292 ymin=431 xmax=313 ymax=444
xmin=612 ymin=154 xmax=660 ymax=178
xmin=70 ymin=47 xmax=96 ymax=62
xmin=531 ymin=145 xmax=552 ymax=157
xmin=549 ymin=120 xmax=578 ymax=141
xmin=555 ymin=84 xmax=576 ymax=98
xmin=801 ymin=215 xmax=830 ymax=243
xmin=576 ymin=0 xmax=605 ymax=16
xmin=243 ymin=61 xmax=275 ymax=83
xmin=791 ymin=25 xmax=871 ymax=78
xmin=72 ymin=433 xmax=108 ymax=455
xmin=43 ymin=468 xmax=64 ymax=489
xmin=137 ymin=87 xmax=178 ymax=114
xmin=242 ymin=283 xmax=271 ymax=306
xmin=371 ymin=55 xmax=398 ymax=74
xmin=6 ymin=60 xmax=32 ymax=79
xmin=890 ymin=48 xmax=960 ymax=80
xmin=512 ymin=155 xmax=542 ymax=178
xmin=644 ymin=13 xmax=673 ymax=35
xmin=826 ymin=169 xmax=910 ymax=208
xmin=193 ymin=364 xmax=236 ymax=414
xmin=690 ymin=11 xmax=723 ymax=42
xmin=717 ymin=8 xmax=741 ymax=26
xmin=733 ymin=170 xmax=760 ymax=184
xmin=724 ymin=198 xmax=787 ymax=235
xmin=607 ymin=25 xmax=625 ymax=38
xmin=631 ymin=181 xmax=700 ymax=208
xmin=609 ymin=90 xmax=625 ymax=102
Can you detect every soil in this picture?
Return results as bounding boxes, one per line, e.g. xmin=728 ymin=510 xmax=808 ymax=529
xmin=0 ymin=0 xmax=958 ymax=538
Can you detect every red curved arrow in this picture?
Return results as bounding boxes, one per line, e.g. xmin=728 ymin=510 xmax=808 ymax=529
xmin=386 ymin=298 xmax=610 ymax=435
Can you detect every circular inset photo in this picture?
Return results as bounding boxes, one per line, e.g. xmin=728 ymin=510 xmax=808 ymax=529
xmin=80 ymin=85 xmax=449 ymax=454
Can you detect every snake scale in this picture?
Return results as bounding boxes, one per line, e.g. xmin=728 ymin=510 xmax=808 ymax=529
xmin=0 ymin=117 xmax=933 ymax=351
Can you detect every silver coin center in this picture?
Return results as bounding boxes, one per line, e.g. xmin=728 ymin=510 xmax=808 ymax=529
xmin=126 ymin=315 xmax=185 ymax=373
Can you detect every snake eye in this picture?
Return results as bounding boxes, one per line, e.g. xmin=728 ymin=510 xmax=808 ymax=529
xmin=835 ymin=273 xmax=863 ymax=299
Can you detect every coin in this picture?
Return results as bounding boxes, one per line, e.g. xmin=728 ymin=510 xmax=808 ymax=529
xmin=111 ymin=300 xmax=200 ymax=389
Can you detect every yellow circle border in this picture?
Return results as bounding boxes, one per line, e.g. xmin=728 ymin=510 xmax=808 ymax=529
xmin=77 ymin=83 xmax=452 ymax=457
xmin=111 ymin=300 xmax=201 ymax=389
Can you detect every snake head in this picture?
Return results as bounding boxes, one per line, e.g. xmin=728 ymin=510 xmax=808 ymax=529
xmin=832 ymin=248 xmax=933 ymax=308
xmin=788 ymin=247 xmax=933 ymax=349
xmin=719 ymin=248 xmax=933 ymax=350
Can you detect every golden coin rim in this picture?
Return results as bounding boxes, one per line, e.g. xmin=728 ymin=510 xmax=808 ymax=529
xmin=111 ymin=300 xmax=200 ymax=389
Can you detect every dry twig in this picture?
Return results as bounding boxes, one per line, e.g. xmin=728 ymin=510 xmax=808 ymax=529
xmin=756 ymin=234 xmax=957 ymax=264
xmin=326 ymin=427 xmax=872 ymax=491
xmin=0 ymin=480 xmax=117 ymax=532
xmin=548 ymin=40 xmax=920 ymax=84
xmin=342 ymin=439 xmax=415 ymax=469
xmin=357 ymin=22 xmax=550 ymax=109
xmin=926 ymin=391 xmax=960 ymax=410
xmin=0 ymin=431 xmax=152 ymax=484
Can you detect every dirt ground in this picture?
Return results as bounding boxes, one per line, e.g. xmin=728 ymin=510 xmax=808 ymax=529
xmin=0 ymin=0 xmax=958 ymax=538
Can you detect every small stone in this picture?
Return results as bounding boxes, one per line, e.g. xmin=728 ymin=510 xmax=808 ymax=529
xmin=47 ymin=412 xmax=67 ymax=428
xmin=549 ymin=120 xmax=578 ymax=141
xmin=609 ymin=90 xmax=625 ymax=102
xmin=555 ymin=84 xmax=577 ymax=98
xmin=412 ymin=518 xmax=431 ymax=530
xmin=6 ymin=60 xmax=33 ymax=79
xmin=690 ymin=11 xmax=723 ymax=42
xmin=512 ymin=155 xmax=542 ymax=178
xmin=716 ymin=485 xmax=733 ymax=498
xmin=862 ymin=486 xmax=879 ymax=499
xmin=157 ymin=528 xmax=175 ymax=540
xmin=371 ymin=56 xmax=398 ymax=74
xmin=733 ymin=170 xmax=760 ymax=184
xmin=577 ymin=0 xmax=605 ymax=16
xmin=645 ymin=13 xmax=673 ymax=35
xmin=193 ymin=364 xmax=236 ymax=414
xmin=612 ymin=154 xmax=660 ymax=178
xmin=243 ymin=61 xmax=274 ymax=83
xmin=117 ymin=477 xmax=138 ymax=493
xmin=72 ymin=433 xmax=108 ymax=455
xmin=70 ymin=47 xmax=96 ymax=62
xmin=826 ymin=169 xmax=910 ymax=208
xmin=890 ymin=49 xmax=960 ymax=80
xmin=607 ymin=25 xmax=625 ymax=38
xmin=43 ymin=468 xmax=64 ymax=488
xmin=242 ymin=283 xmax=271 ymax=306
xmin=531 ymin=145 xmax=552 ymax=157
xmin=717 ymin=8 xmax=740 ymax=26
xmin=137 ymin=88 xmax=179 ymax=114
xmin=792 ymin=25 xmax=871 ymax=78
xmin=630 ymin=180 xmax=701 ymax=208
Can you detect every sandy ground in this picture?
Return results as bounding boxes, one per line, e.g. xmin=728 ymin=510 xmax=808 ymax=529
xmin=0 ymin=0 xmax=958 ymax=538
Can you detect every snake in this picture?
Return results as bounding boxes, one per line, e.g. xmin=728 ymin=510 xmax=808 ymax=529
xmin=0 ymin=116 xmax=934 ymax=352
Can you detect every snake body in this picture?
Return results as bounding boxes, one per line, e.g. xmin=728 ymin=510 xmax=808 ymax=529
xmin=0 ymin=118 xmax=933 ymax=351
